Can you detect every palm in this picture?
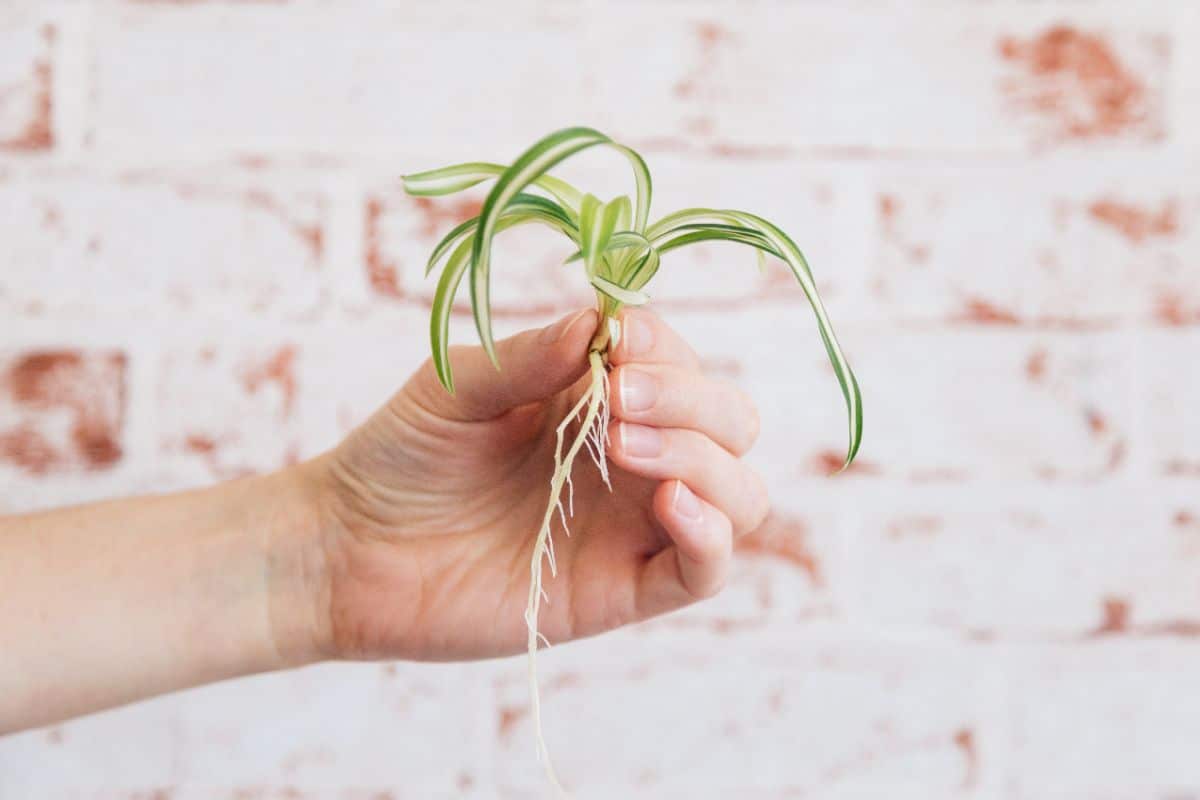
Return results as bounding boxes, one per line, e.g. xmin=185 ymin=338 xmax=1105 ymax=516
xmin=325 ymin=370 xmax=660 ymax=661
xmin=316 ymin=309 xmax=767 ymax=662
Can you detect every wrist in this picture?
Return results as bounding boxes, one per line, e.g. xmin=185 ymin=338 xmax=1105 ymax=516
xmin=258 ymin=456 xmax=337 ymax=668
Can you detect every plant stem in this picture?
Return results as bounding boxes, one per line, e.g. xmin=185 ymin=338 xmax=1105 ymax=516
xmin=588 ymin=309 xmax=618 ymax=365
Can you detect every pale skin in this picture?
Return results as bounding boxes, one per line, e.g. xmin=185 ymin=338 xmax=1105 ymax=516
xmin=0 ymin=308 xmax=768 ymax=734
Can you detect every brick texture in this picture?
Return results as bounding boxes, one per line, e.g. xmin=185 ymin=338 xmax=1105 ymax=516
xmin=0 ymin=14 xmax=54 ymax=152
xmin=1 ymin=1 xmax=1198 ymax=798
xmin=0 ymin=172 xmax=326 ymax=318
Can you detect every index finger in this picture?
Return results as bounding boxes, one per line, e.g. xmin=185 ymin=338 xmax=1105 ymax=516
xmin=608 ymin=308 xmax=701 ymax=370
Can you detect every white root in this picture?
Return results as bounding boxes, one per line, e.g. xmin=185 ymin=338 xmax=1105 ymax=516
xmin=525 ymin=348 xmax=611 ymax=797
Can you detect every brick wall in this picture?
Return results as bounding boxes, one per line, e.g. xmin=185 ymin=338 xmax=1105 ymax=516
xmin=2 ymin=2 xmax=1199 ymax=798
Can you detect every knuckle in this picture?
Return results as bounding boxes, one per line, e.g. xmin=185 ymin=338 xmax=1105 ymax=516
xmin=741 ymin=395 xmax=762 ymax=451
xmin=750 ymin=472 xmax=771 ymax=531
xmin=691 ymin=547 xmax=731 ymax=599
xmin=720 ymin=383 xmax=759 ymax=454
xmin=673 ymin=370 xmax=701 ymax=420
xmin=691 ymin=576 xmax=725 ymax=600
xmin=739 ymin=469 xmax=770 ymax=535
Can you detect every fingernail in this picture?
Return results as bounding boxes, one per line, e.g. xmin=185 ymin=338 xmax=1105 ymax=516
xmin=618 ymin=422 xmax=663 ymax=458
xmin=620 ymin=312 xmax=653 ymax=358
xmin=672 ymin=481 xmax=702 ymax=521
xmin=538 ymin=309 xmax=588 ymax=344
xmin=618 ymin=367 xmax=657 ymax=413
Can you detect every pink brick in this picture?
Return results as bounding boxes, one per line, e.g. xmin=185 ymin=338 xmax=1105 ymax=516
xmin=0 ymin=18 xmax=53 ymax=152
xmin=0 ymin=173 xmax=325 ymax=317
xmin=0 ymin=349 xmax=126 ymax=476
xmin=590 ymin=6 xmax=1169 ymax=155
xmin=1008 ymin=643 xmax=1200 ymax=797
xmin=1144 ymin=330 xmax=1200 ymax=477
xmin=493 ymin=633 xmax=1003 ymax=796
xmin=994 ymin=25 xmax=1168 ymax=147
xmin=868 ymin=164 xmax=1200 ymax=326
xmin=854 ymin=490 xmax=1200 ymax=637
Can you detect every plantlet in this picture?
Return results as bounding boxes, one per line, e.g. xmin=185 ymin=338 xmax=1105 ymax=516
xmin=404 ymin=127 xmax=862 ymax=793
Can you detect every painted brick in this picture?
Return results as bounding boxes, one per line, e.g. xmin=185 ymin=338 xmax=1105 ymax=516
xmin=0 ymin=685 xmax=181 ymax=798
xmin=1143 ymin=329 xmax=1200 ymax=477
xmin=1007 ymin=642 xmax=1200 ymax=798
xmin=853 ymin=489 xmax=1200 ymax=638
xmin=0 ymin=662 xmax=493 ymax=799
xmin=169 ymin=662 xmax=492 ymax=798
xmin=90 ymin=6 xmax=593 ymax=156
xmin=0 ymin=173 xmax=325 ymax=318
xmin=1176 ymin=3 xmax=1200 ymax=157
xmin=155 ymin=339 xmax=308 ymax=485
xmin=0 ymin=348 xmax=126 ymax=477
xmin=585 ymin=5 xmax=1170 ymax=155
xmin=0 ymin=15 xmax=53 ymax=152
xmin=283 ymin=309 xmax=437 ymax=442
xmin=661 ymin=307 xmax=1132 ymax=483
xmin=868 ymin=164 xmax=1200 ymax=326
xmin=0 ymin=2 xmax=1196 ymax=797
xmin=492 ymin=630 xmax=1004 ymax=797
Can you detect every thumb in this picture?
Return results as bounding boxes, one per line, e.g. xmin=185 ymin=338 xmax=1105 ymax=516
xmin=416 ymin=308 xmax=599 ymax=421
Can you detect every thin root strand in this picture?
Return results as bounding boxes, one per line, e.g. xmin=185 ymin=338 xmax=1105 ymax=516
xmin=523 ymin=349 xmax=610 ymax=797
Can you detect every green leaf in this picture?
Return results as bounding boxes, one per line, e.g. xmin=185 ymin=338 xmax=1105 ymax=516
xmin=403 ymin=162 xmax=584 ymax=215
xmin=579 ymin=195 xmax=630 ymax=280
xmin=469 ymin=128 xmax=608 ymax=364
xmin=431 ymin=212 xmax=576 ymax=391
xmin=613 ymin=144 xmax=652 ymax=234
xmin=606 ymin=231 xmax=652 ymax=251
xmin=654 ymin=227 xmax=783 ymax=260
xmin=622 ymin=242 xmax=661 ymax=291
xmin=591 ymin=274 xmax=649 ymax=306
xmin=577 ymin=194 xmax=602 ymax=273
xmin=424 ymin=216 xmax=480 ymax=278
xmin=425 ymin=193 xmax=578 ymax=278
xmin=413 ymin=132 xmax=862 ymax=468
xmin=429 ymin=235 xmax=474 ymax=393
xmin=724 ymin=211 xmax=863 ymax=467
xmin=646 ymin=207 xmax=751 ymax=239
xmin=561 ymin=230 xmax=650 ymax=269
xmin=402 ymin=162 xmax=506 ymax=197
xmin=467 ymin=127 xmax=659 ymax=365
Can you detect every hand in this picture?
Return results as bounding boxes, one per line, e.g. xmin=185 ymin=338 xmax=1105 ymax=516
xmin=303 ymin=308 xmax=769 ymax=661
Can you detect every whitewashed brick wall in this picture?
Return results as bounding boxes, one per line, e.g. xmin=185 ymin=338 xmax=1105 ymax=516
xmin=2 ymin=1 xmax=1198 ymax=798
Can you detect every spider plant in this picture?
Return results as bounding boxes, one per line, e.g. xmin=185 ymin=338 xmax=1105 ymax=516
xmin=403 ymin=126 xmax=862 ymax=793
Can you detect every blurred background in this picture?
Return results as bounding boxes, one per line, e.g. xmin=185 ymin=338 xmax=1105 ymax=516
xmin=2 ymin=1 xmax=1199 ymax=797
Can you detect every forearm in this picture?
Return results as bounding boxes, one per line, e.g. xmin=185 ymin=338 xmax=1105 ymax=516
xmin=0 ymin=465 xmax=328 ymax=733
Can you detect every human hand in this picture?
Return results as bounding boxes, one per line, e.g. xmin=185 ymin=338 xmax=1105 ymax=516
xmin=300 ymin=308 xmax=769 ymax=661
